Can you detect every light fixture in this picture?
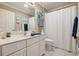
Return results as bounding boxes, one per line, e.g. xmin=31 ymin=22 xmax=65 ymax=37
xmin=24 ymin=4 xmax=28 ymax=7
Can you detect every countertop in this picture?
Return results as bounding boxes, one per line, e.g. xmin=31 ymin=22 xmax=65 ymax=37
xmin=0 ymin=35 xmax=42 ymax=46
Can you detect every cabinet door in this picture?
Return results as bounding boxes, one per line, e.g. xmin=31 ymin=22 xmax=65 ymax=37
xmin=9 ymin=48 xmax=26 ymax=56
xmin=27 ymin=37 xmax=40 ymax=47
xmin=39 ymin=40 xmax=45 ymax=56
xmin=2 ymin=40 xmax=26 ymax=56
xmin=27 ymin=42 xmax=40 ymax=56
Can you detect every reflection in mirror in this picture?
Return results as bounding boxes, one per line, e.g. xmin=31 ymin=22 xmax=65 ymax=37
xmin=0 ymin=8 xmax=29 ymax=38
xmin=0 ymin=8 xmax=29 ymax=32
xmin=0 ymin=8 xmax=15 ymax=32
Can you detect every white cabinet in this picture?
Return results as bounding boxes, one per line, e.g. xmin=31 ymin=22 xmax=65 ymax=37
xmin=2 ymin=40 xmax=26 ymax=56
xmin=27 ymin=40 xmax=45 ymax=56
xmin=27 ymin=42 xmax=40 ymax=56
xmin=0 ymin=35 xmax=45 ymax=56
xmin=9 ymin=48 xmax=26 ymax=56
xmin=27 ymin=36 xmax=40 ymax=56
xmin=39 ymin=40 xmax=45 ymax=55
xmin=27 ymin=36 xmax=40 ymax=46
xmin=27 ymin=36 xmax=45 ymax=56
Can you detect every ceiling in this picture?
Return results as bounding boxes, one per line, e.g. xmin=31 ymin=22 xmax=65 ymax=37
xmin=0 ymin=2 xmax=76 ymax=16
xmin=37 ymin=2 xmax=76 ymax=11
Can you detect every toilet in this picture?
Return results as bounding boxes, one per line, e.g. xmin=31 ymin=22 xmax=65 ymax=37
xmin=45 ymin=38 xmax=54 ymax=51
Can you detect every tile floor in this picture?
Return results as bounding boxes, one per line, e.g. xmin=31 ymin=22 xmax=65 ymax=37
xmin=45 ymin=47 xmax=78 ymax=56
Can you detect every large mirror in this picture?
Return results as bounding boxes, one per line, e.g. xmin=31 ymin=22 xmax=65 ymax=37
xmin=0 ymin=8 xmax=29 ymax=32
xmin=0 ymin=2 xmax=44 ymax=33
xmin=0 ymin=8 xmax=15 ymax=32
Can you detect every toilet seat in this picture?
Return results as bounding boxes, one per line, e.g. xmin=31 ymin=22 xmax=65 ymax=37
xmin=45 ymin=38 xmax=54 ymax=46
xmin=45 ymin=38 xmax=54 ymax=51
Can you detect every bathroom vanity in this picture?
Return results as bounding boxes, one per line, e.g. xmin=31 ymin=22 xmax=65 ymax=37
xmin=0 ymin=35 xmax=45 ymax=56
xmin=0 ymin=6 xmax=46 ymax=56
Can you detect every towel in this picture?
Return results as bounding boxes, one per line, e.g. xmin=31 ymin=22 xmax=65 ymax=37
xmin=72 ymin=16 xmax=78 ymax=39
xmin=37 ymin=12 xmax=45 ymax=27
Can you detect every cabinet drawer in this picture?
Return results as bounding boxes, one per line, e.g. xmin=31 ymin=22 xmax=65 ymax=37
xmin=2 ymin=40 xmax=26 ymax=56
xmin=27 ymin=37 xmax=40 ymax=46
xmin=9 ymin=48 xmax=26 ymax=56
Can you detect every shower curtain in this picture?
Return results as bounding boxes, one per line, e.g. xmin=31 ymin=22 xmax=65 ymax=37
xmin=45 ymin=5 xmax=77 ymax=52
